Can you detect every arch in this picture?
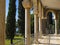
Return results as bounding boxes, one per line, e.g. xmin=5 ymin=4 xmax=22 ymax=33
xmin=46 ymin=10 xmax=56 ymax=34
xmin=46 ymin=10 xmax=56 ymax=18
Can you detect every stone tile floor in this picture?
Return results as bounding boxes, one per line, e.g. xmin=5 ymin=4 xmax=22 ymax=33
xmin=32 ymin=35 xmax=60 ymax=45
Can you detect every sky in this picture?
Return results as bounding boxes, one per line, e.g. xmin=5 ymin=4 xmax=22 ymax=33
xmin=6 ymin=0 xmax=9 ymax=17
xmin=6 ymin=0 xmax=18 ymax=21
xmin=6 ymin=0 xmax=33 ymax=21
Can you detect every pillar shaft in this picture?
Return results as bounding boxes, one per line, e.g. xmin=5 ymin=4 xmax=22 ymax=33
xmin=55 ymin=19 xmax=58 ymax=35
xmin=38 ymin=1 xmax=42 ymax=38
xmin=55 ymin=14 xmax=58 ymax=35
xmin=55 ymin=20 xmax=57 ymax=34
xmin=34 ymin=14 xmax=39 ymax=43
xmin=0 ymin=0 xmax=5 ymax=45
xmin=25 ymin=9 xmax=31 ymax=45
xmin=39 ymin=18 xmax=42 ymax=38
xmin=22 ymin=0 xmax=32 ymax=45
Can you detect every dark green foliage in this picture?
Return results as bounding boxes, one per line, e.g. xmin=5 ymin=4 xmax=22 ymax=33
xmin=6 ymin=0 xmax=16 ymax=44
xmin=18 ymin=0 xmax=25 ymax=36
xmin=31 ymin=14 xmax=34 ymax=34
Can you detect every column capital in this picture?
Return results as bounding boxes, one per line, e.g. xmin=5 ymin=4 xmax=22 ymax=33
xmin=42 ymin=17 xmax=47 ymax=19
xmin=33 ymin=0 xmax=39 ymax=15
xmin=22 ymin=0 xmax=32 ymax=9
xmin=34 ymin=9 xmax=39 ymax=15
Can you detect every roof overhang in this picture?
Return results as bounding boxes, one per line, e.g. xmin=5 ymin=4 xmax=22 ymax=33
xmin=41 ymin=0 xmax=60 ymax=10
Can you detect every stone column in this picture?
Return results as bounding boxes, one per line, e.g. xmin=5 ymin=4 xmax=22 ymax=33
xmin=55 ymin=19 xmax=57 ymax=35
xmin=55 ymin=15 xmax=58 ymax=35
xmin=25 ymin=9 xmax=31 ymax=45
xmin=33 ymin=0 xmax=39 ymax=44
xmin=39 ymin=17 xmax=42 ymax=38
xmin=22 ymin=0 xmax=31 ymax=45
xmin=34 ymin=14 xmax=39 ymax=44
xmin=0 ymin=0 xmax=5 ymax=45
xmin=38 ymin=2 xmax=42 ymax=38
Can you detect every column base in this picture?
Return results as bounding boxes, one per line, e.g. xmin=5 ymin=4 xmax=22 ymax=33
xmin=39 ymin=36 xmax=43 ymax=39
xmin=33 ymin=40 xmax=40 ymax=44
xmin=54 ymin=34 xmax=57 ymax=36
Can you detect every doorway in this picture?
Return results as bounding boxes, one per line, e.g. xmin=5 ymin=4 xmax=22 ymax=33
xmin=47 ymin=12 xmax=55 ymax=34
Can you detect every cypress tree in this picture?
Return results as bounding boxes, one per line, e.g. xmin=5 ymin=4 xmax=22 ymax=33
xmin=6 ymin=0 xmax=16 ymax=44
xmin=18 ymin=0 xmax=25 ymax=36
xmin=31 ymin=14 xmax=34 ymax=34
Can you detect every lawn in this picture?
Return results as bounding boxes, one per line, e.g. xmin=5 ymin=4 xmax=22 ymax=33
xmin=5 ymin=36 xmax=24 ymax=45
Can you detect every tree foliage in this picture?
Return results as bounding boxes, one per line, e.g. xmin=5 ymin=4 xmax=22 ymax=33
xmin=31 ymin=14 xmax=34 ymax=34
xmin=6 ymin=0 xmax=16 ymax=44
xmin=18 ymin=0 xmax=25 ymax=36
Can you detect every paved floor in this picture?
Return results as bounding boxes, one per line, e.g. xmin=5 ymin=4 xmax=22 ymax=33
xmin=32 ymin=35 xmax=60 ymax=45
